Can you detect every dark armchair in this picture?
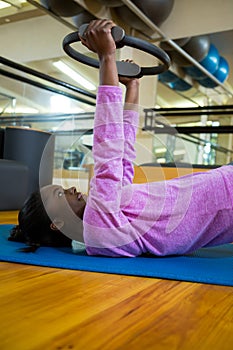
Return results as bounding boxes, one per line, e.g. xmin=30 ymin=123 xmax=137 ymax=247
xmin=0 ymin=127 xmax=55 ymax=210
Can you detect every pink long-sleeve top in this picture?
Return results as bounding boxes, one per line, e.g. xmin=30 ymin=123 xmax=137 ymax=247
xmin=83 ymin=86 xmax=233 ymax=257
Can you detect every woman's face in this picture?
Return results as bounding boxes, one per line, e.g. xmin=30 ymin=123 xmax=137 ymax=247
xmin=40 ymin=185 xmax=87 ymax=220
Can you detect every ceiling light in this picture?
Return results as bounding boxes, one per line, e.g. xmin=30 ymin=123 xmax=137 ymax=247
xmin=0 ymin=1 xmax=11 ymax=9
xmin=50 ymin=94 xmax=71 ymax=113
xmin=53 ymin=60 xmax=96 ymax=91
xmin=50 ymin=94 xmax=85 ymax=114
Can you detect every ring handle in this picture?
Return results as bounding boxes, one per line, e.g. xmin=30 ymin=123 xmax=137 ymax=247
xmin=78 ymin=23 xmax=125 ymax=43
xmin=63 ymin=23 xmax=171 ymax=78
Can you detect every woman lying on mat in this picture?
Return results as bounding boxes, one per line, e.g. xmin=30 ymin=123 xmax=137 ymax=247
xmin=9 ymin=19 xmax=233 ymax=256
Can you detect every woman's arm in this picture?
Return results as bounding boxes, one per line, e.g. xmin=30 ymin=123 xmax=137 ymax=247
xmin=120 ymin=73 xmax=140 ymax=185
xmin=81 ymin=20 xmax=124 ymax=213
xmin=80 ymin=19 xmax=118 ymax=86
xmin=81 ymin=21 xmax=143 ymax=255
xmin=121 ymin=78 xmax=139 ymax=109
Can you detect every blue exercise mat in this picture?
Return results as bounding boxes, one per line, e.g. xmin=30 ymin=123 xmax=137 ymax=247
xmin=0 ymin=225 xmax=232 ymax=286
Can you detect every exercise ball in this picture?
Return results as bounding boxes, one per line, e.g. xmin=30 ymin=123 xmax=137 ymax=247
xmin=168 ymin=79 xmax=192 ymax=91
xmin=45 ymin=0 xmax=83 ymax=17
xmin=169 ymin=35 xmax=210 ymax=67
xmin=40 ymin=0 xmax=49 ymax=8
xmin=159 ymin=70 xmax=179 ymax=83
xmin=72 ymin=10 xmax=96 ymax=28
xmin=199 ymin=56 xmax=229 ymax=88
xmin=215 ymin=56 xmax=229 ymax=81
xmin=132 ymin=0 xmax=174 ymax=27
xmin=96 ymin=0 xmax=122 ymax=7
xmin=160 ymin=37 xmax=191 ymax=51
xmin=184 ymin=44 xmax=220 ymax=80
xmin=114 ymin=5 xmax=151 ymax=32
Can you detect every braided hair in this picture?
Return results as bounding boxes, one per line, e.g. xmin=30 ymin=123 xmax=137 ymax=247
xmin=8 ymin=190 xmax=72 ymax=252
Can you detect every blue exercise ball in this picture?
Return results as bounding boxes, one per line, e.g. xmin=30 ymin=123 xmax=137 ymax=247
xmin=168 ymin=79 xmax=192 ymax=91
xmin=159 ymin=70 xmax=179 ymax=83
xmin=132 ymin=0 xmax=175 ymax=27
xmin=96 ymin=0 xmax=122 ymax=7
xmin=44 ymin=0 xmax=83 ymax=17
xmin=169 ymin=35 xmax=210 ymax=67
xmin=201 ymin=44 xmax=220 ymax=74
xmin=184 ymin=44 xmax=220 ymax=80
xmin=214 ymin=56 xmax=229 ymax=82
xmin=40 ymin=0 xmax=49 ymax=8
xmin=199 ymin=56 xmax=229 ymax=88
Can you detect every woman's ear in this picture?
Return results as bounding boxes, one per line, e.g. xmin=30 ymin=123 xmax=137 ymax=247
xmin=50 ymin=218 xmax=64 ymax=231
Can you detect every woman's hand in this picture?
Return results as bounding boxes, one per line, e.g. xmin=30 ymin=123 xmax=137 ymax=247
xmin=119 ymin=59 xmax=139 ymax=107
xmin=119 ymin=59 xmax=139 ymax=88
xmin=79 ymin=19 xmax=116 ymax=59
xmin=80 ymin=19 xmax=118 ymax=86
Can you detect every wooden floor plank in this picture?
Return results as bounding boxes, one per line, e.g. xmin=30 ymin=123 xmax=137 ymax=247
xmin=0 ymin=212 xmax=233 ymax=350
xmin=0 ymin=210 xmax=18 ymax=225
xmin=32 ymin=281 xmax=233 ymax=350
xmin=0 ymin=261 xmax=232 ymax=350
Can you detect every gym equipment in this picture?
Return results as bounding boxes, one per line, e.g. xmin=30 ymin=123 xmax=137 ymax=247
xmin=114 ymin=0 xmax=174 ymax=32
xmin=158 ymin=70 xmax=179 ymax=83
xmin=214 ymin=57 xmax=229 ymax=82
xmin=184 ymin=44 xmax=220 ymax=80
xmin=40 ymin=0 xmax=83 ymax=17
xmin=200 ymin=44 xmax=220 ymax=74
xmin=199 ymin=56 xmax=229 ymax=88
xmin=168 ymin=35 xmax=210 ymax=67
xmin=168 ymin=79 xmax=192 ymax=91
xmin=160 ymin=37 xmax=191 ymax=51
xmin=159 ymin=71 xmax=192 ymax=91
xmin=1 ymin=224 xmax=233 ymax=286
xmin=40 ymin=0 xmax=49 ymax=8
xmin=63 ymin=24 xmax=171 ymax=78
xmin=132 ymin=0 xmax=174 ymax=27
xmin=72 ymin=10 xmax=96 ymax=28
xmin=114 ymin=5 xmax=151 ymax=33
xmin=96 ymin=0 xmax=123 ymax=7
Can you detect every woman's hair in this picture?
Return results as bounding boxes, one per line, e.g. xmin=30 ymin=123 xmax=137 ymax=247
xmin=8 ymin=190 xmax=71 ymax=252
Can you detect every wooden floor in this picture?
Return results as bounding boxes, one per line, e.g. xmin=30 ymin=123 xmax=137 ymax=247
xmin=0 ymin=211 xmax=233 ymax=350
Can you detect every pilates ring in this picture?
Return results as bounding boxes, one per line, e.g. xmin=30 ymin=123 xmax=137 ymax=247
xmin=62 ymin=24 xmax=171 ymax=78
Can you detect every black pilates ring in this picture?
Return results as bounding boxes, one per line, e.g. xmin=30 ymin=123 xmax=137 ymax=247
xmin=62 ymin=24 xmax=171 ymax=78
